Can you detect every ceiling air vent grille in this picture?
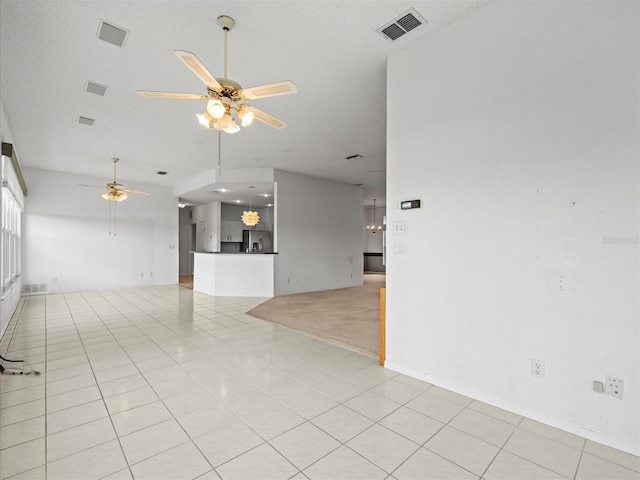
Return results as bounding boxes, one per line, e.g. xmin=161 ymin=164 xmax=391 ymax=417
xmin=86 ymin=81 xmax=108 ymax=96
xmin=98 ymin=20 xmax=129 ymax=47
xmin=377 ymin=8 xmax=427 ymax=42
xmin=78 ymin=116 xmax=95 ymax=126
xmin=381 ymin=24 xmax=406 ymax=41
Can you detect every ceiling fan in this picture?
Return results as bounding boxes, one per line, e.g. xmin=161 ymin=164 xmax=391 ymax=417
xmin=80 ymin=158 xmax=150 ymax=202
xmin=136 ymin=15 xmax=297 ymax=133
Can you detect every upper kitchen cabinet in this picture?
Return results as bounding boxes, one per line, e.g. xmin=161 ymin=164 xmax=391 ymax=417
xmin=221 ymin=220 xmax=243 ymax=242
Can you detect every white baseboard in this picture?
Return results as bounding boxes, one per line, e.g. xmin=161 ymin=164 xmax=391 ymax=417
xmin=383 ymin=360 xmax=639 ymax=457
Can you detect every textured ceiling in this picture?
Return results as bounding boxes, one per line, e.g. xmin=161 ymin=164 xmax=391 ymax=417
xmin=0 ymin=0 xmax=486 ymax=206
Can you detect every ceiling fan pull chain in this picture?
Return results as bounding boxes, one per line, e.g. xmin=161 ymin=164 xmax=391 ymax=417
xmin=108 ymin=200 xmax=112 ymax=235
xmin=217 ymin=131 xmax=222 ymax=175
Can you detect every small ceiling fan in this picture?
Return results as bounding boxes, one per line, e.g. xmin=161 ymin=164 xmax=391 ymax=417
xmin=80 ymin=158 xmax=150 ymax=202
xmin=136 ymin=15 xmax=297 ymax=133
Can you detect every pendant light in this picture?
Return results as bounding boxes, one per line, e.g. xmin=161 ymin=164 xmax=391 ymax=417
xmin=241 ymin=186 xmax=260 ymax=226
xmin=366 ymin=198 xmax=383 ymax=235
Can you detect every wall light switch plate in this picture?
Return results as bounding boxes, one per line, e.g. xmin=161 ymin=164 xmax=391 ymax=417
xmin=605 ymin=375 xmax=624 ymax=399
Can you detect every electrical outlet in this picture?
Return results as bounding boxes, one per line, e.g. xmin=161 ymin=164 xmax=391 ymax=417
xmin=531 ymin=359 xmax=545 ymax=378
xmin=605 ymin=375 xmax=624 ymax=399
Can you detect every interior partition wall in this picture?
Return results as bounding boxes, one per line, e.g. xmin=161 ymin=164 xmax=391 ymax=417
xmin=385 ymin=1 xmax=639 ymax=455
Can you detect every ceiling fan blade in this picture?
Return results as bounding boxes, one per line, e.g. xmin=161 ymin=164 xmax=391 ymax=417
xmin=123 ymin=189 xmax=151 ymax=196
xmin=78 ymin=183 xmax=104 ymax=189
xmin=173 ymin=50 xmax=222 ymax=90
xmin=136 ymin=91 xmax=207 ymax=101
xmin=244 ymin=106 xmax=287 ymax=129
xmin=241 ymin=81 xmax=297 ymax=100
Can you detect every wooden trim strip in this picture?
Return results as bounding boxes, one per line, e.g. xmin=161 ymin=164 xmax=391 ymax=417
xmin=379 ymin=287 xmax=386 ymax=366
xmin=1 ymin=142 xmax=28 ymax=196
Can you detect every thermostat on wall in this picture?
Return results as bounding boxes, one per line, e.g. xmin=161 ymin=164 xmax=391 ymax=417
xmin=400 ymin=200 xmax=420 ymax=210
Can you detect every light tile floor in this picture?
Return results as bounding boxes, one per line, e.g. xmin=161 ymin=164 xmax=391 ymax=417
xmin=0 ymin=285 xmax=638 ymax=480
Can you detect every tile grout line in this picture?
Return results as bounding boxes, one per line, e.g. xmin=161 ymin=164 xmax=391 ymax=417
xmin=43 ymin=295 xmax=48 ymax=479
xmin=88 ymin=288 xmax=221 ymax=478
xmin=64 ymin=290 xmax=136 ymax=478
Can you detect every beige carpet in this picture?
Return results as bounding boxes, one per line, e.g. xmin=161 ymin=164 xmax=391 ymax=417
xmin=247 ymin=274 xmax=385 ymax=357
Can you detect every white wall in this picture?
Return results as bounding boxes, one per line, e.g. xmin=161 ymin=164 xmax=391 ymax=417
xmin=386 ymin=1 xmax=639 ymax=454
xmin=22 ymin=168 xmax=178 ymax=293
xmin=274 ymin=169 xmax=363 ymax=295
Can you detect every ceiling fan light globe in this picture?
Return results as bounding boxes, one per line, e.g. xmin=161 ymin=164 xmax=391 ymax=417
xmin=196 ymin=111 xmax=214 ymax=128
xmin=219 ymin=113 xmax=232 ymax=130
xmin=220 ymin=114 xmax=240 ymax=133
xmin=239 ymin=109 xmax=254 ymax=127
xmin=102 ymin=190 xmax=128 ymax=202
xmin=207 ymin=99 xmax=225 ymax=119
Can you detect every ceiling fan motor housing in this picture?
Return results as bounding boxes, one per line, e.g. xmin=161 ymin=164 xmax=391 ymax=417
xmin=207 ymin=79 xmax=243 ymax=101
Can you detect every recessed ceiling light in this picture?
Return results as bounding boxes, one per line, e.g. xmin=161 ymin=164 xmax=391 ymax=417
xmin=98 ymin=20 xmax=129 ymax=48
xmin=78 ymin=116 xmax=95 ymax=126
xmin=213 ymin=188 xmax=231 ymax=193
xmin=234 ymin=200 xmax=242 ymax=203
xmin=86 ymin=81 xmax=108 ymax=96
xmin=260 ymin=193 xmax=271 ymax=197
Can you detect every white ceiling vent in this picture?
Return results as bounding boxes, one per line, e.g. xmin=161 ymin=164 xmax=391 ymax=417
xmin=78 ymin=116 xmax=95 ymax=126
xmin=377 ymin=8 xmax=427 ymax=42
xmin=98 ymin=20 xmax=129 ymax=47
xmin=86 ymin=81 xmax=108 ymax=96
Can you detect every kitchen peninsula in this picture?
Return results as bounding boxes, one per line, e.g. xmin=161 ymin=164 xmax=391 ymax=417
xmin=192 ymin=252 xmax=275 ymax=297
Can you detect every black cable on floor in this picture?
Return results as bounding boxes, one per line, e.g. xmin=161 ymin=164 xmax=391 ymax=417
xmin=0 ymin=353 xmax=41 ymax=375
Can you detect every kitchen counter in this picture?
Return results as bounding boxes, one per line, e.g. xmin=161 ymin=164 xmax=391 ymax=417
xmin=192 ymin=252 xmax=274 ymax=297
xmin=195 ymin=251 xmax=277 ymax=254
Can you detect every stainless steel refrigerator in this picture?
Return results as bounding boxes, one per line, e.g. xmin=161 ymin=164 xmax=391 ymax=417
xmin=242 ymin=230 xmax=273 ymax=253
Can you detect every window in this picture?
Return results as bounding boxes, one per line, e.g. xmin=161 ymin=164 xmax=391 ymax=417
xmin=1 ymin=178 xmax=22 ymax=296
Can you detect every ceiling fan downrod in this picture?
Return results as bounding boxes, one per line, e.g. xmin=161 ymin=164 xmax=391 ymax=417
xmin=217 ymin=15 xmax=235 ymax=79
xmin=111 ymin=157 xmax=119 ymax=183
